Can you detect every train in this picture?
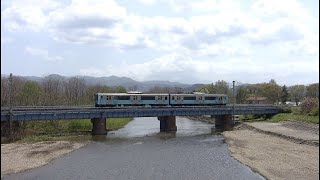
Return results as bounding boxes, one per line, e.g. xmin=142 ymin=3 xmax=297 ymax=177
xmin=95 ymin=92 xmax=228 ymax=107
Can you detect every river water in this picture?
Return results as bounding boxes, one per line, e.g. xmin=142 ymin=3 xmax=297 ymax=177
xmin=3 ymin=117 xmax=264 ymax=180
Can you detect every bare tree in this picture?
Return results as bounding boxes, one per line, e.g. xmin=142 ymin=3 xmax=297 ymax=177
xmin=41 ymin=75 xmax=64 ymax=105
xmin=64 ymin=77 xmax=87 ymax=105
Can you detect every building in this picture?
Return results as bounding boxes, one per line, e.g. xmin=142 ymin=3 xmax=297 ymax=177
xmin=245 ymin=97 xmax=271 ymax=104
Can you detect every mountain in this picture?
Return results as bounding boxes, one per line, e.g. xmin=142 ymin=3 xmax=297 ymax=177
xmin=2 ymin=74 xmax=197 ymax=92
xmin=183 ymin=84 xmax=205 ymax=93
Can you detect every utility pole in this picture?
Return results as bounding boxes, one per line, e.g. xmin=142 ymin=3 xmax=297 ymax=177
xmin=232 ymin=81 xmax=235 ymax=122
xmin=8 ymin=73 xmax=13 ymax=140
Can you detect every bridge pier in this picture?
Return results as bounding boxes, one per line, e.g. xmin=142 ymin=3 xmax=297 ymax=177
xmin=91 ymin=118 xmax=107 ymax=135
xmin=214 ymin=115 xmax=234 ymax=130
xmin=158 ymin=116 xmax=177 ymax=132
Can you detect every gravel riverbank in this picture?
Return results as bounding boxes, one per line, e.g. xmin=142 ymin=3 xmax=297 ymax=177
xmin=189 ymin=115 xmax=319 ymax=179
xmin=223 ymin=125 xmax=319 ymax=180
xmin=1 ymin=141 xmax=88 ymax=177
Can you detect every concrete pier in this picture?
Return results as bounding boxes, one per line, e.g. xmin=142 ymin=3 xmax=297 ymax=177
xmin=91 ymin=118 xmax=107 ymax=135
xmin=214 ymin=115 xmax=234 ymax=130
xmin=158 ymin=116 xmax=177 ymax=132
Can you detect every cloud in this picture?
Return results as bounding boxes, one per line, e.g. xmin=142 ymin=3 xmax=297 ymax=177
xmin=1 ymin=0 xmax=61 ymax=31
xmin=2 ymin=0 xmax=319 ymax=85
xmin=25 ymin=47 xmax=63 ymax=62
xmin=2 ymin=0 xmax=317 ymax=57
xmin=137 ymin=0 xmax=156 ymax=6
xmin=1 ymin=37 xmax=14 ymax=44
xmin=79 ymin=53 xmax=319 ymax=85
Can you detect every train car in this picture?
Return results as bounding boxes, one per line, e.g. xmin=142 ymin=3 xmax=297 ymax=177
xmin=95 ymin=92 xmax=228 ymax=107
xmin=95 ymin=93 xmax=169 ymax=107
xmin=170 ymin=93 xmax=228 ymax=106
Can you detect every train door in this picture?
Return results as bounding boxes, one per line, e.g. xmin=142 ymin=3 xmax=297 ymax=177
xmin=130 ymin=95 xmax=140 ymax=105
xmin=105 ymin=95 xmax=113 ymax=105
xmin=176 ymin=95 xmax=183 ymax=104
xmin=196 ymin=95 xmax=205 ymax=104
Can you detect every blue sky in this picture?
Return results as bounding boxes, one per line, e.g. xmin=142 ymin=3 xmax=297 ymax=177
xmin=1 ymin=0 xmax=319 ymax=85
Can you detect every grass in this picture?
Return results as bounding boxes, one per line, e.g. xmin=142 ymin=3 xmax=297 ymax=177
xmin=268 ymin=113 xmax=319 ymax=123
xmin=107 ymin=118 xmax=133 ymax=130
xmin=239 ymin=106 xmax=319 ymax=124
xmin=15 ymin=117 xmax=133 ymax=143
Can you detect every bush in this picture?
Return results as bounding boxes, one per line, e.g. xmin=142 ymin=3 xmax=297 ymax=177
xmin=281 ymin=106 xmax=292 ymax=113
xmin=309 ymin=108 xmax=319 ymax=116
xmin=291 ymin=106 xmax=301 ymax=115
xmin=300 ymin=97 xmax=319 ymax=116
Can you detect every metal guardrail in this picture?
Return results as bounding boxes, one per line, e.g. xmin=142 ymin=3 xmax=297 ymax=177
xmin=0 ymin=105 xmax=283 ymax=122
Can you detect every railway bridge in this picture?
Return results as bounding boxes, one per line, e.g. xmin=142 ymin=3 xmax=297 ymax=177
xmin=1 ymin=105 xmax=282 ymax=135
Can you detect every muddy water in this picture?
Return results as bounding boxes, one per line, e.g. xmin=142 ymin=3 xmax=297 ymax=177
xmin=3 ymin=117 xmax=264 ymax=180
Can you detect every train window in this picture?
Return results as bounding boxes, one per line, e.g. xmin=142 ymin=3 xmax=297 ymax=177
xmin=199 ymin=97 xmax=203 ymax=100
xmin=117 ymin=96 xmax=130 ymax=100
xmin=205 ymin=97 xmax=216 ymax=100
xmin=141 ymin=96 xmax=155 ymax=100
xmin=100 ymin=96 xmax=103 ymax=99
xmin=165 ymin=97 xmax=167 ymax=100
xmin=172 ymin=96 xmax=174 ymax=100
xmin=184 ymin=97 xmax=196 ymax=100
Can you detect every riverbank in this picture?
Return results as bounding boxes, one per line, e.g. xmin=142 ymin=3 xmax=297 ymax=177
xmin=188 ymin=115 xmax=319 ymax=179
xmin=223 ymin=122 xmax=319 ymax=180
xmin=2 ymin=117 xmax=133 ymax=143
xmin=1 ymin=117 xmax=134 ymax=176
xmin=1 ymin=141 xmax=88 ymax=177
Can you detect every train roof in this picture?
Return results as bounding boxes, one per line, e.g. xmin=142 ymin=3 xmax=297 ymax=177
xmin=96 ymin=93 xmax=169 ymax=96
xmin=96 ymin=93 xmax=227 ymax=96
xmin=170 ymin=94 xmax=227 ymax=96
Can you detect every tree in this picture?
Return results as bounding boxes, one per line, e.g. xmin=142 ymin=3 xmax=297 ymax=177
xmin=18 ymin=81 xmax=43 ymax=106
xmin=306 ymin=83 xmax=319 ymax=98
xmin=113 ymin=86 xmax=127 ymax=93
xmin=1 ymin=76 xmax=9 ymax=106
xmin=235 ymin=85 xmax=249 ymax=104
xmin=263 ymin=80 xmax=281 ymax=104
xmin=197 ymin=83 xmax=214 ymax=94
xmin=64 ymin=77 xmax=87 ymax=105
xmin=289 ymin=85 xmax=306 ymax=105
xmin=214 ymin=80 xmax=229 ymax=94
xmin=300 ymin=97 xmax=319 ymax=115
xmin=280 ymin=85 xmax=289 ymax=104
xmin=42 ymin=75 xmax=64 ymax=105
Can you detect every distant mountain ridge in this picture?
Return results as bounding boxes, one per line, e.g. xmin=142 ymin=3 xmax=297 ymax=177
xmin=2 ymin=74 xmax=200 ymax=92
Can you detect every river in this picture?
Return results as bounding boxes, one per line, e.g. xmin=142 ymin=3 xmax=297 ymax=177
xmin=3 ymin=117 xmax=264 ymax=180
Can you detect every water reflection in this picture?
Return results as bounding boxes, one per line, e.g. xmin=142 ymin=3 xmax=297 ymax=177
xmin=105 ymin=116 xmax=214 ymax=140
xmin=65 ymin=116 xmax=225 ymax=143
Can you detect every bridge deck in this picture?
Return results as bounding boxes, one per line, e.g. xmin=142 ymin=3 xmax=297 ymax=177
xmin=1 ymin=105 xmax=282 ymax=121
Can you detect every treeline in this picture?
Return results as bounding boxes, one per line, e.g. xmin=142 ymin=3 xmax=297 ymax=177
xmin=196 ymin=79 xmax=319 ymax=105
xmin=1 ymin=75 xmax=127 ymax=107
xmin=1 ymin=76 xmax=319 ymax=108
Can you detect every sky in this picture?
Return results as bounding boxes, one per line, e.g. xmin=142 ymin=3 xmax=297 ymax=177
xmin=1 ymin=0 xmax=319 ymax=86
